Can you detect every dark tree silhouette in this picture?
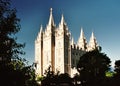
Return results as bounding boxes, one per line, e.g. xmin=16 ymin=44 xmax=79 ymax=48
xmin=114 ymin=60 xmax=120 ymax=75
xmin=77 ymin=49 xmax=111 ymax=86
xmin=0 ymin=0 xmax=38 ymax=86
xmin=41 ymin=66 xmax=59 ymax=86
xmin=0 ymin=0 xmax=25 ymax=62
xmin=58 ymin=73 xmax=74 ymax=86
xmin=41 ymin=66 xmax=74 ymax=86
xmin=72 ymin=73 xmax=81 ymax=86
xmin=110 ymin=60 xmax=120 ymax=86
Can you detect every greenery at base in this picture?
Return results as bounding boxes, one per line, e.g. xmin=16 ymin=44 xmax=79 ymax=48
xmin=41 ymin=66 xmax=74 ymax=86
xmin=106 ymin=71 xmax=115 ymax=77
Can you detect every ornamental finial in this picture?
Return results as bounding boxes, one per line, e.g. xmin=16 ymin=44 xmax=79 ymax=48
xmin=50 ymin=8 xmax=52 ymax=14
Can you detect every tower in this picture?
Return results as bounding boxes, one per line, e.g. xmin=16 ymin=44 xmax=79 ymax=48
xmin=55 ymin=14 xmax=70 ymax=74
xmin=35 ymin=25 xmax=43 ymax=75
xmin=42 ymin=8 xmax=56 ymax=74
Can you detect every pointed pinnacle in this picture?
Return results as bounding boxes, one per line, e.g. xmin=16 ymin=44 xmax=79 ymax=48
xmin=80 ymin=27 xmax=84 ymax=39
xmin=61 ymin=14 xmax=65 ymax=25
xmin=48 ymin=8 xmax=54 ymax=26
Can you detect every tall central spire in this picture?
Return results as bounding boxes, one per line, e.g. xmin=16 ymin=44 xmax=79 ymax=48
xmin=48 ymin=8 xmax=55 ymax=26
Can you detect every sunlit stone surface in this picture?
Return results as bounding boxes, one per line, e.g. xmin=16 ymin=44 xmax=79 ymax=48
xmin=35 ymin=8 xmax=99 ymax=77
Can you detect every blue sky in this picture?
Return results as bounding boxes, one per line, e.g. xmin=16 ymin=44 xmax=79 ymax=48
xmin=12 ymin=0 xmax=120 ymax=66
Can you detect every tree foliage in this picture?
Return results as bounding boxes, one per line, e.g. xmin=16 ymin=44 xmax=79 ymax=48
xmin=77 ymin=50 xmax=111 ymax=86
xmin=0 ymin=0 xmax=25 ymax=62
xmin=0 ymin=0 xmax=38 ymax=86
xmin=114 ymin=60 xmax=120 ymax=75
xmin=41 ymin=66 xmax=74 ymax=86
xmin=110 ymin=60 xmax=120 ymax=86
xmin=0 ymin=59 xmax=38 ymax=86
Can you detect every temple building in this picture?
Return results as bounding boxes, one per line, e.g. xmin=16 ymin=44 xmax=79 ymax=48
xmin=35 ymin=8 xmax=99 ymax=77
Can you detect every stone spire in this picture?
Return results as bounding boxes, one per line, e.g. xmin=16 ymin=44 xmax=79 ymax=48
xmin=71 ymin=37 xmax=74 ymax=45
xmin=48 ymin=8 xmax=55 ymax=26
xmin=59 ymin=14 xmax=67 ymax=30
xmin=39 ymin=25 xmax=43 ymax=35
xmin=38 ymin=25 xmax=43 ymax=39
xmin=60 ymin=14 xmax=66 ymax=25
xmin=80 ymin=28 xmax=84 ymax=39
xmin=88 ymin=32 xmax=98 ymax=51
xmin=77 ymin=28 xmax=87 ymax=50
xmin=58 ymin=14 xmax=70 ymax=36
xmin=36 ymin=25 xmax=43 ymax=42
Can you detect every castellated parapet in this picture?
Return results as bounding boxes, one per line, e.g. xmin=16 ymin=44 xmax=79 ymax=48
xmin=35 ymin=8 xmax=99 ymax=77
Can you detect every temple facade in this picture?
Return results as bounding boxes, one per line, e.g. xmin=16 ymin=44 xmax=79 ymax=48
xmin=35 ymin=8 xmax=99 ymax=77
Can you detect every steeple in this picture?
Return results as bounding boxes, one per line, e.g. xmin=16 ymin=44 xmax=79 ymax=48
xmin=46 ymin=8 xmax=56 ymax=32
xmin=60 ymin=14 xmax=66 ymax=25
xmin=38 ymin=25 xmax=43 ymax=38
xmin=71 ymin=37 xmax=74 ymax=45
xmin=36 ymin=25 xmax=43 ymax=42
xmin=80 ymin=28 xmax=84 ymax=39
xmin=48 ymin=8 xmax=55 ymax=26
xmin=59 ymin=14 xmax=67 ymax=30
xmin=77 ymin=28 xmax=87 ymax=50
xmin=88 ymin=32 xmax=98 ymax=51
xmin=39 ymin=25 xmax=43 ymax=34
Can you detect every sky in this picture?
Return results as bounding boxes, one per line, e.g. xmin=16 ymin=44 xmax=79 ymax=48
xmin=11 ymin=0 xmax=120 ymax=66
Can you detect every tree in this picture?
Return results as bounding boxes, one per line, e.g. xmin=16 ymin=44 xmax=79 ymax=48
xmin=41 ymin=66 xmax=59 ymax=86
xmin=77 ymin=50 xmax=111 ymax=86
xmin=110 ymin=60 xmax=120 ymax=86
xmin=0 ymin=0 xmax=25 ymax=62
xmin=58 ymin=73 xmax=74 ymax=86
xmin=72 ymin=73 xmax=81 ymax=86
xmin=114 ymin=60 xmax=120 ymax=75
xmin=41 ymin=66 xmax=74 ymax=86
xmin=0 ymin=0 xmax=38 ymax=86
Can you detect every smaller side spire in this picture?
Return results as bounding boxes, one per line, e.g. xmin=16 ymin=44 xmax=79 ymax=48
xmin=39 ymin=25 xmax=43 ymax=34
xmin=60 ymin=14 xmax=66 ymax=25
xmin=71 ymin=37 xmax=74 ymax=45
xmin=80 ymin=27 xmax=84 ymax=39
xmin=77 ymin=27 xmax=87 ymax=51
xmin=88 ymin=31 xmax=98 ymax=51
xmin=38 ymin=25 xmax=43 ymax=38
xmin=91 ymin=32 xmax=95 ymax=40
xmin=59 ymin=14 xmax=67 ymax=30
xmin=36 ymin=25 xmax=43 ymax=42
xmin=58 ymin=14 xmax=70 ymax=36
